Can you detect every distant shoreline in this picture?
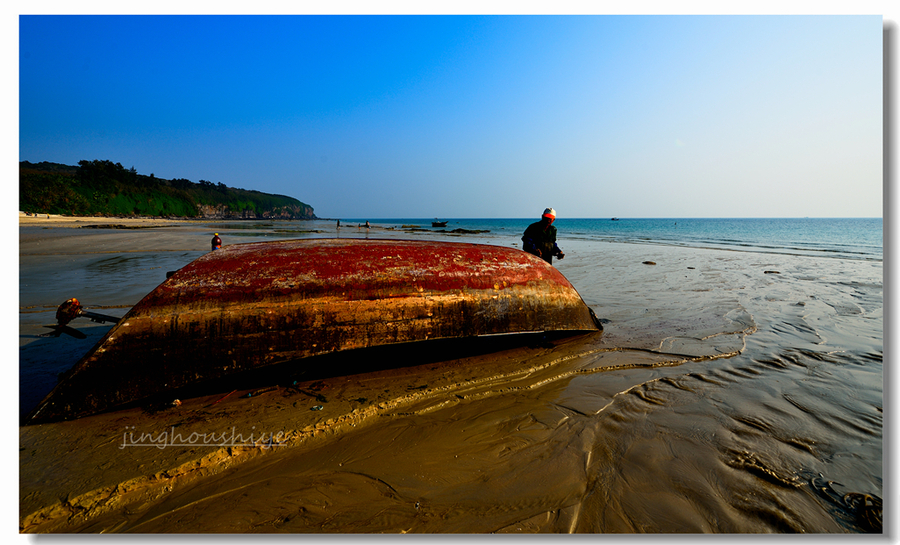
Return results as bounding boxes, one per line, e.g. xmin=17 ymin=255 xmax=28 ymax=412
xmin=19 ymin=213 xmax=195 ymax=228
xmin=18 ymin=213 xmax=324 ymax=228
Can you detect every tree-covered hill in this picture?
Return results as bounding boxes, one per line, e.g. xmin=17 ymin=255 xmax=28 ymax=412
xmin=19 ymin=160 xmax=316 ymax=220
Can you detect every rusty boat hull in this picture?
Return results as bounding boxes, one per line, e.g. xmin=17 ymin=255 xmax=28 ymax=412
xmin=26 ymin=239 xmax=602 ymax=424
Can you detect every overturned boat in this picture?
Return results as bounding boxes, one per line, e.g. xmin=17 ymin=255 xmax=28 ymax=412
xmin=26 ymin=239 xmax=602 ymax=424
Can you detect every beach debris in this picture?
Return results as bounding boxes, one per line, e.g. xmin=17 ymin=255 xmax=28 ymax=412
xmin=810 ymin=474 xmax=882 ymax=532
xmin=846 ymin=492 xmax=883 ymax=532
xmin=311 ymin=405 xmax=324 ymax=411
xmin=206 ymin=390 xmax=237 ymax=407
xmin=171 ymin=399 xmax=181 ymax=407
xmin=447 ymin=228 xmax=489 ymax=234
xmin=642 ymin=261 xmax=657 ymax=265
xmin=764 ymin=270 xmax=781 ymax=274
xmin=687 ymin=267 xmax=695 ymax=269
xmin=293 ymin=387 xmax=328 ymax=402
xmin=79 ymin=224 xmax=163 ymax=230
xmin=244 ymin=386 xmax=279 ymax=398
xmin=40 ymin=298 xmax=121 ymax=339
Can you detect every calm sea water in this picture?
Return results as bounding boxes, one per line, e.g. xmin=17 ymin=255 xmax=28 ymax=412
xmin=340 ymin=218 xmax=883 ymax=262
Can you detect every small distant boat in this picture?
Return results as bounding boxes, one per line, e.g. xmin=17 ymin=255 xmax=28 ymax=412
xmin=26 ymin=239 xmax=602 ymax=424
xmin=432 ymin=219 xmax=448 ymax=227
xmin=611 ymin=217 xmax=620 ymax=221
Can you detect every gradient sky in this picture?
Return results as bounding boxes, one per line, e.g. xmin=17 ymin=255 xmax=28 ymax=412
xmin=18 ymin=14 xmax=884 ymax=219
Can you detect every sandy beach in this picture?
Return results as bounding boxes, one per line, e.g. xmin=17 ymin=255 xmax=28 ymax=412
xmin=19 ymin=213 xmax=192 ymax=226
xmin=18 ymin=216 xmax=882 ymax=533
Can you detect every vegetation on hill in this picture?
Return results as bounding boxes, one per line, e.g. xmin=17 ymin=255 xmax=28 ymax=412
xmin=19 ymin=160 xmax=316 ymax=219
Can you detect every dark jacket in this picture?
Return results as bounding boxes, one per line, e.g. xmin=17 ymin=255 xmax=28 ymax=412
xmin=522 ymin=221 xmax=561 ymax=264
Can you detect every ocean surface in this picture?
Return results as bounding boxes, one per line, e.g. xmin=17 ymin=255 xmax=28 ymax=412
xmin=19 ymin=217 xmax=884 ymax=533
xmin=340 ymin=217 xmax=883 ymax=261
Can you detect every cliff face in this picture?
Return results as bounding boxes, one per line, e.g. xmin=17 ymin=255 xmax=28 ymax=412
xmin=195 ymin=203 xmax=316 ymax=220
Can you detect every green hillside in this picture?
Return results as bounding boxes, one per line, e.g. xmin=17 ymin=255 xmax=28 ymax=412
xmin=19 ymin=160 xmax=316 ymax=219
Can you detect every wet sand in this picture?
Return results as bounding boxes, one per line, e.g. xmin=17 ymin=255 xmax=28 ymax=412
xmin=17 ymin=216 xmax=882 ymax=533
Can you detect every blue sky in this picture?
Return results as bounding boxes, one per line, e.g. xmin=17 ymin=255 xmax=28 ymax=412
xmin=18 ymin=12 xmax=885 ymax=219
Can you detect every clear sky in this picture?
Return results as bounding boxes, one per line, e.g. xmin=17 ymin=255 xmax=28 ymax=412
xmin=17 ymin=11 xmax=886 ymax=219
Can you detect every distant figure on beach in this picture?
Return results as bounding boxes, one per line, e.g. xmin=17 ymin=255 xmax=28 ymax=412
xmin=522 ymin=208 xmax=565 ymax=264
xmin=211 ymin=233 xmax=222 ymax=251
xmin=336 ymin=219 xmax=341 ymax=229
xmin=365 ymin=221 xmax=370 ymax=229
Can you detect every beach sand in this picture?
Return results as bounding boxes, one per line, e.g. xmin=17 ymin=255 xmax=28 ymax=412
xmin=18 ymin=216 xmax=882 ymax=533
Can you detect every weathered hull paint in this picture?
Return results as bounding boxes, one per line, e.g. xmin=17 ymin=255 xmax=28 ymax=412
xmin=26 ymin=239 xmax=601 ymax=424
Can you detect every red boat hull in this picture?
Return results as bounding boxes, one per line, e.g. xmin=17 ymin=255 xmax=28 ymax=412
xmin=26 ymin=239 xmax=601 ymax=424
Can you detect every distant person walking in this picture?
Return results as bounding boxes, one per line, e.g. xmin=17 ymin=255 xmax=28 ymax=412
xmin=211 ymin=233 xmax=222 ymax=251
xmin=522 ymin=208 xmax=565 ymax=264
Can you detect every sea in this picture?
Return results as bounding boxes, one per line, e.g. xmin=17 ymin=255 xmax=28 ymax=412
xmin=18 ymin=216 xmax=884 ymax=533
xmin=338 ymin=217 xmax=883 ymax=262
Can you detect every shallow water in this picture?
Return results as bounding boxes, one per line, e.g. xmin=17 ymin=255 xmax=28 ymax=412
xmin=19 ymin=220 xmax=883 ymax=533
xmin=344 ymin=217 xmax=884 ymax=261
